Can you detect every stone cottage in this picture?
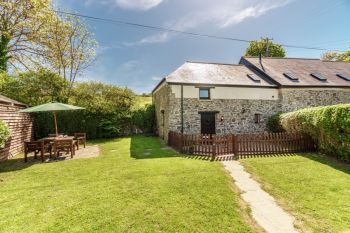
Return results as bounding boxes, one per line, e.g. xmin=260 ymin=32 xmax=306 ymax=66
xmin=152 ymin=57 xmax=350 ymax=141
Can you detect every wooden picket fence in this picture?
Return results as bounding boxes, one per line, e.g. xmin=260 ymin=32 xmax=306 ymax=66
xmin=168 ymin=131 xmax=314 ymax=157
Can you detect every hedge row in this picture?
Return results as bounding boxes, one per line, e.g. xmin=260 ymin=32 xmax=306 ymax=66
xmin=32 ymin=104 xmax=155 ymax=139
xmin=279 ymin=104 xmax=350 ymax=162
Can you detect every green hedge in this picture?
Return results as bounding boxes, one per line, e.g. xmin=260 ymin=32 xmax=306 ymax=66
xmin=267 ymin=113 xmax=284 ymax=133
xmin=131 ymin=104 xmax=156 ymax=135
xmin=0 ymin=119 xmax=10 ymax=148
xmin=32 ymin=111 xmax=131 ymax=139
xmin=280 ymin=104 xmax=350 ymax=162
xmin=32 ymin=104 xmax=156 ymax=139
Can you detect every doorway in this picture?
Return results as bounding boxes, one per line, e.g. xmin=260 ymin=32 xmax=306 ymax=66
xmin=200 ymin=112 xmax=216 ymax=134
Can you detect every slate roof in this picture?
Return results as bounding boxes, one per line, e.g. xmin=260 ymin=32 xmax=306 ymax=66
xmin=242 ymin=57 xmax=350 ymax=87
xmin=153 ymin=57 xmax=350 ymax=93
xmin=0 ymin=94 xmax=27 ymax=106
xmin=165 ymin=61 xmax=276 ymax=87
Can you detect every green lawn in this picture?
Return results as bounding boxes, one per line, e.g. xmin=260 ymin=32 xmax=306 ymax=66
xmin=241 ymin=154 xmax=350 ymax=233
xmin=134 ymin=96 xmax=152 ymax=108
xmin=0 ymin=136 xmax=257 ymax=233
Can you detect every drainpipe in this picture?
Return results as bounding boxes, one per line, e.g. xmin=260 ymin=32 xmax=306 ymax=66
xmin=181 ymin=84 xmax=184 ymax=133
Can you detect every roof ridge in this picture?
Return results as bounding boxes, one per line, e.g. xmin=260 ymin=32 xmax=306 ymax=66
xmin=0 ymin=94 xmax=27 ymax=106
xmin=244 ymin=56 xmax=320 ymax=61
xmin=186 ymin=60 xmax=243 ymax=66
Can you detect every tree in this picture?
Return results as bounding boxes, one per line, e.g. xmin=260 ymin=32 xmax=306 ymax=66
xmin=42 ymin=15 xmax=97 ymax=97
xmin=321 ymin=50 xmax=350 ymax=62
xmin=245 ymin=38 xmax=286 ymax=57
xmin=0 ymin=0 xmax=58 ymax=71
xmin=0 ymin=69 xmax=69 ymax=105
xmin=70 ymin=81 xmax=135 ymax=115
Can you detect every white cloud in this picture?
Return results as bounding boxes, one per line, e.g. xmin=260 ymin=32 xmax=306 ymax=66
xmin=219 ymin=1 xmax=292 ymax=28
xmin=126 ymin=0 xmax=293 ymax=45
xmin=114 ymin=0 xmax=163 ymax=11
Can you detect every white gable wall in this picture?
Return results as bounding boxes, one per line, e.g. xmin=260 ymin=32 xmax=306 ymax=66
xmin=171 ymin=85 xmax=279 ymax=100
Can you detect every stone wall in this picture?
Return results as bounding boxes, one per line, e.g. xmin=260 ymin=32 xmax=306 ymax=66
xmin=280 ymin=88 xmax=350 ymax=112
xmin=154 ymin=85 xmax=350 ymax=142
xmin=169 ymin=98 xmax=280 ymax=135
xmin=153 ymin=83 xmax=171 ymax=141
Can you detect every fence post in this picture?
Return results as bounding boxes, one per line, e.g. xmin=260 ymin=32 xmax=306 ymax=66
xmin=180 ymin=133 xmax=184 ymax=153
xmin=211 ymin=134 xmax=216 ymax=161
xmin=233 ymin=134 xmax=238 ymax=158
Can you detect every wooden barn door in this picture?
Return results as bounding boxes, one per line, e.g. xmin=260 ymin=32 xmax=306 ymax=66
xmin=200 ymin=112 xmax=216 ymax=134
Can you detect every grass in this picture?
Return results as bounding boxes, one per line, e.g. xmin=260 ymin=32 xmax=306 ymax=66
xmin=241 ymin=154 xmax=350 ymax=233
xmin=134 ymin=96 xmax=152 ymax=108
xmin=0 ymin=136 xmax=257 ymax=233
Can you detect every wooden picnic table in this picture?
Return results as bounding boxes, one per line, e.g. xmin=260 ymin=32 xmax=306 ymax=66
xmin=38 ymin=136 xmax=75 ymax=142
xmin=38 ymin=136 xmax=79 ymax=159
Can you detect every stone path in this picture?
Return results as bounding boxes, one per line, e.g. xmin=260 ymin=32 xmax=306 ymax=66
xmin=50 ymin=145 xmax=100 ymax=161
xmin=222 ymin=160 xmax=299 ymax=233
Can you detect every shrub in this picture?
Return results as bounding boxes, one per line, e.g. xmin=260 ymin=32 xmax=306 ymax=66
xmin=267 ymin=113 xmax=284 ymax=132
xmin=0 ymin=120 xmax=10 ymax=148
xmin=280 ymin=104 xmax=350 ymax=162
xmin=131 ymin=104 xmax=155 ymax=135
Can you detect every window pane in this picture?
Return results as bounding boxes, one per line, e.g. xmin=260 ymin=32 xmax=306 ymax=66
xmin=199 ymin=89 xmax=209 ymax=99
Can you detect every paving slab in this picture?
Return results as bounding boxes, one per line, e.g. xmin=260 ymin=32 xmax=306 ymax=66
xmin=222 ymin=160 xmax=299 ymax=233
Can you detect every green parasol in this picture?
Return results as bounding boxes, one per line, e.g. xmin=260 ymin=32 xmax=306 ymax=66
xmin=19 ymin=102 xmax=85 ymax=136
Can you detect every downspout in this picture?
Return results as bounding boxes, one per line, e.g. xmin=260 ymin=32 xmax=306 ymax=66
xmin=181 ymin=84 xmax=184 ymax=133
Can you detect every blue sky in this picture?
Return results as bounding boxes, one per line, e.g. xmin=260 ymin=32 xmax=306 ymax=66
xmin=57 ymin=0 xmax=350 ymax=94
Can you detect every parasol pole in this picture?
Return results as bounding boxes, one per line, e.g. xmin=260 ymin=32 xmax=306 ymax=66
xmin=53 ymin=112 xmax=58 ymax=136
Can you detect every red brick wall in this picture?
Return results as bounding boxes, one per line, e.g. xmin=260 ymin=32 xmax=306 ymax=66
xmin=0 ymin=103 xmax=33 ymax=161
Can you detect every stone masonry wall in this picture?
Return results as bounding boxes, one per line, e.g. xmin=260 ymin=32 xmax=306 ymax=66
xmin=153 ymin=83 xmax=171 ymax=141
xmin=169 ymin=97 xmax=280 ymax=135
xmin=280 ymin=89 xmax=350 ymax=112
xmin=154 ymin=86 xmax=350 ymax=142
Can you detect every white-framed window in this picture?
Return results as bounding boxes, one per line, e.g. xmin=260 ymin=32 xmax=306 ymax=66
xmin=199 ymin=88 xmax=210 ymax=100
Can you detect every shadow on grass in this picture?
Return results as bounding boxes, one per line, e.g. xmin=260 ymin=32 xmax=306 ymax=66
xmin=0 ymin=156 xmax=37 ymax=173
xmin=239 ymin=153 xmax=300 ymax=159
xmin=182 ymin=154 xmax=237 ymax=161
xmin=0 ymin=138 xmax=110 ymax=174
xmin=130 ymin=136 xmax=179 ymax=159
xmin=300 ymin=153 xmax=350 ymax=175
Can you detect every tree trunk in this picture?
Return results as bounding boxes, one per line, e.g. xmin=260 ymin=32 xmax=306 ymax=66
xmin=0 ymin=34 xmax=10 ymax=72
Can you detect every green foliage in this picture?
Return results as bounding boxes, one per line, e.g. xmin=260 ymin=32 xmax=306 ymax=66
xmin=0 ymin=69 xmax=69 ymax=105
xmin=1 ymin=71 xmax=156 ymax=139
xmin=267 ymin=113 xmax=284 ymax=133
xmin=131 ymin=104 xmax=156 ymax=135
xmin=0 ymin=119 xmax=10 ymax=148
xmin=32 ymin=81 xmax=136 ymax=139
xmin=245 ymin=39 xmax=286 ymax=57
xmin=338 ymin=50 xmax=350 ymax=62
xmin=280 ymin=104 xmax=350 ymax=162
xmin=0 ymin=34 xmax=10 ymax=72
xmin=321 ymin=50 xmax=350 ymax=62
xmin=133 ymin=96 xmax=152 ymax=109
xmin=70 ymin=81 xmax=134 ymax=115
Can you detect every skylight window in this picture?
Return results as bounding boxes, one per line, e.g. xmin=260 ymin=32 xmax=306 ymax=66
xmin=310 ymin=73 xmax=327 ymax=81
xmin=283 ymin=72 xmax=299 ymax=81
xmin=336 ymin=73 xmax=350 ymax=81
xmin=247 ymin=74 xmax=261 ymax=83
